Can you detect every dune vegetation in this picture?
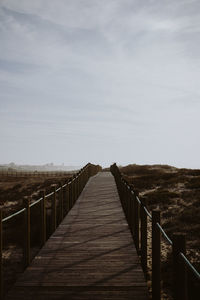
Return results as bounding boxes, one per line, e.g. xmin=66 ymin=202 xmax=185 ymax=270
xmin=120 ymin=164 xmax=200 ymax=299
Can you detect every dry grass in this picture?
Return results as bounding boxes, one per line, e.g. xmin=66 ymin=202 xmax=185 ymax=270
xmin=120 ymin=164 xmax=200 ymax=300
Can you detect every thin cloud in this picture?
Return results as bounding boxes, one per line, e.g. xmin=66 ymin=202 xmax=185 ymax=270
xmin=0 ymin=0 xmax=200 ymax=167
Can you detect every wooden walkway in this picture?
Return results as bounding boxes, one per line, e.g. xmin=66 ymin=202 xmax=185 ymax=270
xmin=5 ymin=172 xmax=149 ymax=299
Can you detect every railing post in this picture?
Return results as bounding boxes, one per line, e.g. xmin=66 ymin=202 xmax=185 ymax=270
xmin=72 ymin=178 xmax=75 ymax=206
xmin=127 ymin=187 xmax=131 ymax=227
xmin=40 ymin=190 xmax=46 ymax=246
xmin=125 ymin=184 xmax=129 ymax=216
xmin=83 ymin=169 xmax=86 ymax=186
xmin=23 ymin=197 xmax=31 ymax=269
xmin=134 ymin=192 xmax=139 ymax=252
xmin=172 ymin=233 xmax=187 ymax=300
xmin=82 ymin=169 xmax=85 ymax=186
xmin=52 ymin=187 xmax=57 ymax=232
xmin=79 ymin=172 xmax=81 ymax=195
xmin=82 ymin=170 xmax=84 ymax=189
xmin=79 ymin=172 xmax=82 ymax=192
xmin=77 ymin=174 xmax=80 ymax=197
xmin=69 ymin=181 xmax=72 ymax=210
xmin=65 ymin=184 xmax=68 ymax=213
xmin=74 ymin=176 xmax=77 ymax=202
xmin=63 ymin=185 xmax=67 ymax=216
xmin=119 ymin=176 xmax=123 ymax=205
xmin=130 ymin=191 xmax=134 ymax=236
xmin=86 ymin=167 xmax=88 ymax=182
xmin=72 ymin=177 xmax=75 ymax=204
xmin=66 ymin=182 xmax=70 ymax=213
xmin=87 ymin=166 xmax=89 ymax=180
xmin=77 ymin=175 xmax=79 ymax=198
xmin=141 ymin=197 xmax=147 ymax=276
xmin=60 ymin=184 xmax=64 ymax=221
xmin=126 ymin=184 xmax=129 ymax=221
xmin=152 ymin=209 xmax=161 ymax=300
xmin=0 ymin=208 xmax=3 ymax=300
xmin=122 ymin=181 xmax=126 ymax=212
xmin=73 ymin=177 xmax=76 ymax=205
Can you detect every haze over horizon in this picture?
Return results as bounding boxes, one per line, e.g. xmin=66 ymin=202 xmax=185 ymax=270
xmin=0 ymin=0 xmax=200 ymax=169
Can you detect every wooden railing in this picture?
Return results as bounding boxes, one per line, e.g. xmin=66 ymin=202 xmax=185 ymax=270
xmin=0 ymin=163 xmax=101 ymax=299
xmin=110 ymin=163 xmax=200 ymax=300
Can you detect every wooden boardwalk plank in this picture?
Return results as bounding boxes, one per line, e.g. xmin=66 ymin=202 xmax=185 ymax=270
xmin=5 ymin=172 xmax=149 ymax=299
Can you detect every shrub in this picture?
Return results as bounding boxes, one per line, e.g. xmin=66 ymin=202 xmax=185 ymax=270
xmin=145 ymin=189 xmax=178 ymax=206
xmin=185 ymin=177 xmax=200 ymax=189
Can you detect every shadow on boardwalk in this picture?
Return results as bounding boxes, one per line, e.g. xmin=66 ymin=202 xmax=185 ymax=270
xmin=5 ymin=172 xmax=149 ymax=299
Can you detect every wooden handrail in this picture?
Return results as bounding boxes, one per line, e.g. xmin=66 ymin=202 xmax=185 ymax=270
xmin=0 ymin=163 xmax=101 ymax=299
xmin=110 ymin=163 xmax=200 ymax=300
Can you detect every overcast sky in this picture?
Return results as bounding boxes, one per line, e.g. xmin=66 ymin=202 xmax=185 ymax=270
xmin=0 ymin=0 xmax=200 ymax=168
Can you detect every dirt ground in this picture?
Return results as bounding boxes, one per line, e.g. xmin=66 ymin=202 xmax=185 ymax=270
xmin=0 ymin=173 xmax=72 ymax=297
xmin=120 ymin=164 xmax=200 ymax=300
xmin=0 ymin=174 xmax=72 ymax=217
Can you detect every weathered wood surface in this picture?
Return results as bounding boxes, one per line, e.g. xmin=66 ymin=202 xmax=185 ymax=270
xmin=5 ymin=172 xmax=149 ymax=299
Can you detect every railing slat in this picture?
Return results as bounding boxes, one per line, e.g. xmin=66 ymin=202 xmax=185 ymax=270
xmin=60 ymin=185 xmax=64 ymax=221
xmin=110 ymin=163 xmax=200 ymax=300
xmin=140 ymin=198 xmax=147 ymax=276
xmin=40 ymin=191 xmax=46 ymax=246
xmin=152 ymin=210 xmax=161 ymax=300
xmin=52 ymin=187 xmax=57 ymax=232
xmin=134 ymin=192 xmax=139 ymax=252
xmin=173 ymin=233 xmax=188 ymax=300
xmin=23 ymin=198 xmax=31 ymax=269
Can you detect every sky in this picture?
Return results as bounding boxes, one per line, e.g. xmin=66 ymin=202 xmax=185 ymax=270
xmin=0 ymin=0 xmax=200 ymax=168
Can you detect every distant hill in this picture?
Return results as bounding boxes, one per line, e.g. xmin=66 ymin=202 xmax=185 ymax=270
xmin=0 ymin=163 xmax=81 ymax=172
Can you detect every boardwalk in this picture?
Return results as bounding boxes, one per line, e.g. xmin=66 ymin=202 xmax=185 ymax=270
xmin=6 ymin=172 xmax=149 ymax=299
